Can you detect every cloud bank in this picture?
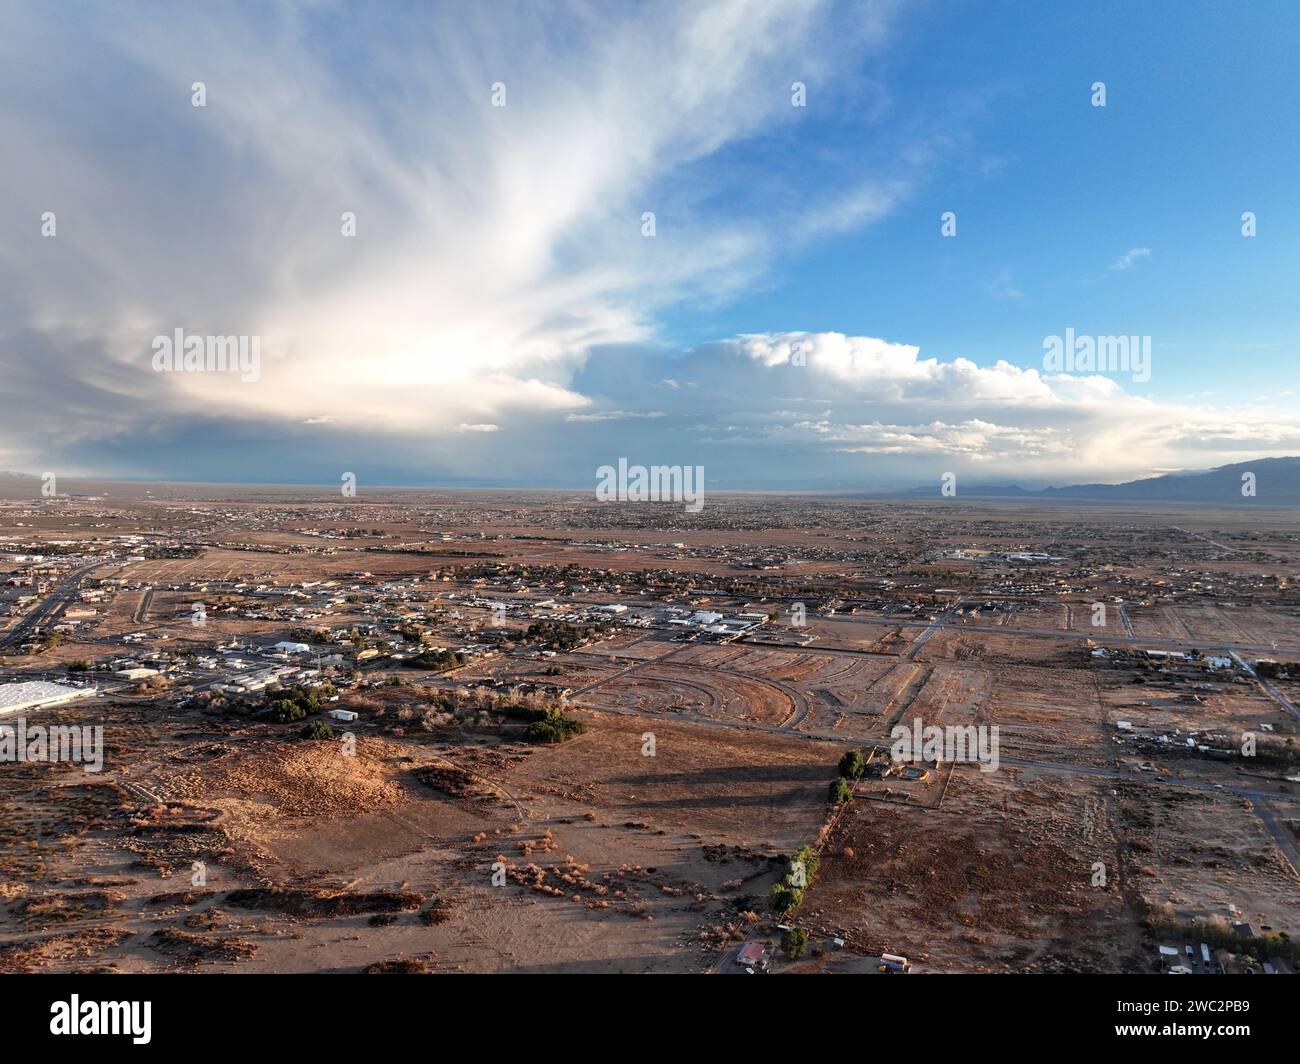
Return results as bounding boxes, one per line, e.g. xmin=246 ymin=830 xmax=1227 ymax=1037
xmin=0 ymin=1 xmax=1293 ymax=489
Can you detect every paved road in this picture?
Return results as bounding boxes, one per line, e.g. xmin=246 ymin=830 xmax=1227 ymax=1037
xmin=1171 ymin=525 xmax=1283 ymax=558
xmin=1117 ymin=603 xmax=1136 ymax=639
xmin=1228 ymin=651 xmax=1300 ymax=723
xmin=904 ymin=598 xmax=963 ymax=660
xmin=133 ymin=586 xmax=156 ymax=625
xmin=0 ymin=560 xmax=114 ymax=650
xmin=1249 ymin=796 xmax=1300 ymax=878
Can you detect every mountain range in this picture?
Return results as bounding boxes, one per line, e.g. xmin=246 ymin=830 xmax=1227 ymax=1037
xmin=3 ymin=459 xmax=1299 ymax=503
xmin=893 ymin=457 xmax=1300 ymax=505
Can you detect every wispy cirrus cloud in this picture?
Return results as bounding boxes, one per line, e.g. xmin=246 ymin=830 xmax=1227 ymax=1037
xmin=565 ymin=411 xmax=667 ymax=423
xmin=0 ymin=0 xmax=914 ymax=479
xmin=1110 ymin=246 xmax=1152 ymax=271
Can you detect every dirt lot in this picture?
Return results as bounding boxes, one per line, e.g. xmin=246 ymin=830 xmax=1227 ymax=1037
xmin=1 ymin=700 xmax=839 ymax=973
xmin=801 ymin=769 xmax=1147 ymax=972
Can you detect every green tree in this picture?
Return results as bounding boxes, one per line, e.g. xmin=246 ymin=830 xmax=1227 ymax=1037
xmin=407 ymin=648 xmax=465 ymax=672
xmin=272 ymin=700 xmax=307 ymax=723
xmin=791 ymin=846 xmax=820 ymax=883
xmin=837 ymin=750 xmax=864 ymax=779
xmin=524 ymin=708 xmax=586 ymax=743
xmin=769 ymin=883 xmax=801 ymax=912
xmin=781 ymin=927 xmax=809 ymax=960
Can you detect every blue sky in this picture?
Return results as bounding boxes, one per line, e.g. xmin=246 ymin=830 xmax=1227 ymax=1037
xmin=0 ymin=0 xmax=1296 ymax=489
xmin=664 ymin=0 xmax=1300 ymax=405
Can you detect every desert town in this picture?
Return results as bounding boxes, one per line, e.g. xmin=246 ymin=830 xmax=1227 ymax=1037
xmin=2 ymin=480 xmax=1298 ymax=974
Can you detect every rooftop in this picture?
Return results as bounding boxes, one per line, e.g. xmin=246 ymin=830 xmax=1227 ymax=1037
xmin=0 ymin=680 xmax=99 ymax=716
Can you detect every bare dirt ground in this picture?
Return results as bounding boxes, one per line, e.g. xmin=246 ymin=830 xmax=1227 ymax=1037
xmin=1 ymin=700 xmax=836 ymax=973
xmin=800 ymin=770 xmax=1149 ymax=973
xmin=3 ymin=488 xmax=1298 ymax=973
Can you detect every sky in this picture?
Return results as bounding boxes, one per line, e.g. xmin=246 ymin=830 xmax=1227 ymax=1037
xmin=1 ymin=0 xmax=1297 ymax=490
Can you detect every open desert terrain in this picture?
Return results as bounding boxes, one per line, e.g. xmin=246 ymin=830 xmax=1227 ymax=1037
xmin=2 ymin=483 xmax=1298 ymax=975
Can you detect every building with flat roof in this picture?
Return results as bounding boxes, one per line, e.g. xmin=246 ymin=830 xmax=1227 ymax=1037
xmin=0 ymin=681 xmax=99 ymax=717
xmin=115 ymin=668 xmax=160 ymax=681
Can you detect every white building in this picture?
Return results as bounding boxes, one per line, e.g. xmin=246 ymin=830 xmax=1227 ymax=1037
xmin=689 ymin=611 xmax=723 ymax=626
xmin=0 ymin=681 xmax=99 ymax=717
xmin=114 ymin=667 xmax=160 ymax=681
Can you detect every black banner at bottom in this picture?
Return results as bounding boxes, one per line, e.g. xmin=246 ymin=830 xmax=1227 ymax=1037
xmin=3 ymin=972 xmax=1289 ymax=1050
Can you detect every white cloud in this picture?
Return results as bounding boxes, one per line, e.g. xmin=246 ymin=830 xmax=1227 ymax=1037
xmin=1110 ymin=246 xmax=1152 ymax=271
xmin=989 ymin=269 xmax=1026 ymax=301
xmin=0 ymin=0 xmax=910 ymax=461
xmin=565 ymin=411 xmax=666 ymax=422
xmin=571 ymin=330 xmax=1300 ymax=485
xmin=0 ymin=6 xmax=1290 ymax=490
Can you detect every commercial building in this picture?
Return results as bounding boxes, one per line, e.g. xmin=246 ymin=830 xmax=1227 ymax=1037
xmin=0 ymin=681 xmax=99 ymax=717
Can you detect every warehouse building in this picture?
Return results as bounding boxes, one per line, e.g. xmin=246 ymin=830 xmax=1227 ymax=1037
xmin=0 ymin=681 xmax=100 ymax=717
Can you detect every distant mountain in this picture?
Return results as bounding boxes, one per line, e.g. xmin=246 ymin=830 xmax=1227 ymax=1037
xmin=895 ymin=457 xmax=1300 ymax=505
xmin=0 ymin=471 xmax=36 ymax=479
